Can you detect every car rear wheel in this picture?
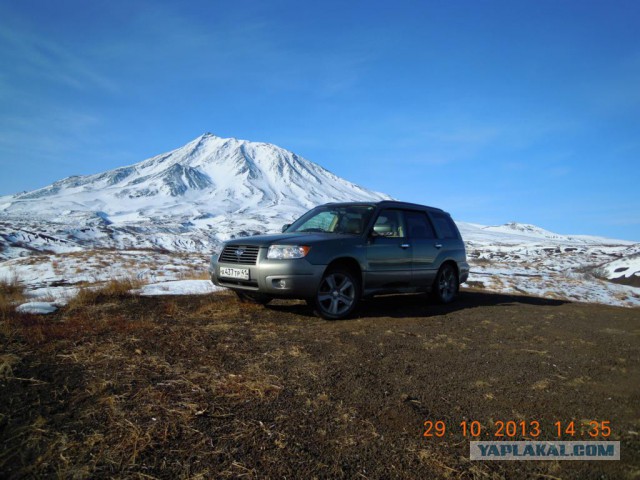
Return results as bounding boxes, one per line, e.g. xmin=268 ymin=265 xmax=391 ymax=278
xmin=235 ymin=291 xmax=272 ymax=305
xmin=313 ymin=268 xmax=360 ymax=320
xmin=431 ymin=263 xmax=458 ymax=304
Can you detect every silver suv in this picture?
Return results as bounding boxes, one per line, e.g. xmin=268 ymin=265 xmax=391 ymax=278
xmin=210 ymin=201 xmax=469 ymax=319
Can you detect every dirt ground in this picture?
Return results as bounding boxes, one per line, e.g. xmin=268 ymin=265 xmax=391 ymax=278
xmin=1 ymin=288 xmax=638 ymax=479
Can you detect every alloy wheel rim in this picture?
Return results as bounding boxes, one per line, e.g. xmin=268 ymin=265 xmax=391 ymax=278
xmin=318 ymin=273 xmax=355 ymax=316
xmin=439 ymin=268 xmax=456 ymax=301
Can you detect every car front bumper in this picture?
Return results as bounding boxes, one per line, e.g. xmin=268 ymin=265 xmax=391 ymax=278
xmin=209 ymin=248 xmax=325 ymax=298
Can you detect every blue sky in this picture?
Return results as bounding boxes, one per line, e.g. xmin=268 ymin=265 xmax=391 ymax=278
xmin=1 ymin=0 xmax=639 ymax=240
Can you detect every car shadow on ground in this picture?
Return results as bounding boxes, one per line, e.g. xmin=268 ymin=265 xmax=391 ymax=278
xmin=266 ymin=289 xmax=568 ymax=320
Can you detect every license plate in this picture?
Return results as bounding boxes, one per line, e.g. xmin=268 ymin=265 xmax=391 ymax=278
xmin=219 ymin=267 xmax=250 ymax=280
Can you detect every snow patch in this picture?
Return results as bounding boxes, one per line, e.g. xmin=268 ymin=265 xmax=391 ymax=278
xmin=595 ymin=247 xmax=640 ymax=281
xmin=16 ymin=302 xmax=58 ymax=314
xmin=139 ymin=280 xmax=224 ymax=296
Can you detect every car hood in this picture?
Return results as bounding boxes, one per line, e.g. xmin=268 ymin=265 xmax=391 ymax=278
xmin=224 ymin=232 xmax=358 ymax=247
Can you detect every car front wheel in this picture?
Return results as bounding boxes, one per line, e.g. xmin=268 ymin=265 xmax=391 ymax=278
xmin=313 ymin=268 xmax=360 ymax=320
xmin=432 ymin=263 xmax=458 ymax=304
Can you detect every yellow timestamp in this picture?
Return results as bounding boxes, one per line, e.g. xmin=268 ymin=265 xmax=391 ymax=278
xmin=423 ymin=420 xmax=612 ymax=439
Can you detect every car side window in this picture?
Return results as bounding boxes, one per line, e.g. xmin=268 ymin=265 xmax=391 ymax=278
xmin=430 ymin=212 xmax=459 ymax=239
xmin=337 ymin=213 xmax=365 ymax=235
xmin=297 ymin=211 xmax=337 ymax=232
xmin=372 ymin=209 xmax=405 ymax=238
xmin=405 ymin=211 xmax=436 ymax=239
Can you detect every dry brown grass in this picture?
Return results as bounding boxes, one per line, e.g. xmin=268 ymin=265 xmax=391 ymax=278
xmin=178 ymin=269 xmax=211 ymax=281
xmin=469 ymin=257 xmax=493 ymax=266
xmin=0 ymin=274 xmax=26 ymax=322
xmin=66 ymin=277 xmax=143 ymax=311
xmin=0 ymin=274 xmax=24 ymax=298
xmin=0 ymin=353 xmax=20 ymax=380
xmin=0 ymin=291 xmax=295 ymax=478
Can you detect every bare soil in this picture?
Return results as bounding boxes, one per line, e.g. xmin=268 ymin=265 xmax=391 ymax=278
xmin=1 ymin=289 xmax=638 ymax=479
xmin=610 ymin=275 xmax=640 ymax=288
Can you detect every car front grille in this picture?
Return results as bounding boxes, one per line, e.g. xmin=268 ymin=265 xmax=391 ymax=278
xmin=219 ymin=245 xmax=260 ymax=265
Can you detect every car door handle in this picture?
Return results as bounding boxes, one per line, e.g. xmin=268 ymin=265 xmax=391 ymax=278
xmin=435 ymin=243 xmax=443 ymax=248
xmin=400 ymin=243 xmax=411 ymax=249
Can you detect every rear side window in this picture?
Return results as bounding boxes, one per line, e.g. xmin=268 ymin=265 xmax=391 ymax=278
xmin=405 ymin=211 xmax=436 ymax=239
xmin=430 ymin=212 xmax=459 ymax=239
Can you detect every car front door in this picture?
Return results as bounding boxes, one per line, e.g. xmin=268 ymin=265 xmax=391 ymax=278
xmin=365 ymin=209 xmax=412 ymax=289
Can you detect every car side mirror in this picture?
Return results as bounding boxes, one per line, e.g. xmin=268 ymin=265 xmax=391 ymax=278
xmin=281 ymin=224 xmax=291 ymax=233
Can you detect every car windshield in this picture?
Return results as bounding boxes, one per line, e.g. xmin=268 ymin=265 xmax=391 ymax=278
xmin=286 ymin=205 xmax=376 ymax=235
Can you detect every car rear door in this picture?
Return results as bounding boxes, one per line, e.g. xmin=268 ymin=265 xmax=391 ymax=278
xmin=404 ymin=210 xmax=441 ymax=287
xmin=427 ymin=211 xmax=465 ymax=277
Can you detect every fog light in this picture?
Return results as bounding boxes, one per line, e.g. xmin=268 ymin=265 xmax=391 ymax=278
xmin=272 ymin=279 xmax=287 ymax=289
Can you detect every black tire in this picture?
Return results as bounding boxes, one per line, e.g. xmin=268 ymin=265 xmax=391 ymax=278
xmin=234 ymin=291 xmax=272 ymax=305
xmin=431 ymin=263 xmax=459 ymax=304
xmin=313 ymin=268 xmax=360 ymax=320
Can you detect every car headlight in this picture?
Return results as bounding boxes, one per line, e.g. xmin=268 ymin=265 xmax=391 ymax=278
xmin=267 ymin=245 xmax=311 ymax=259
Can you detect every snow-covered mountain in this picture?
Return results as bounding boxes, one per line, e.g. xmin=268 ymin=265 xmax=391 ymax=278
xmin=457 ymin=222 xmax=630 ymax=246
xmin=1 ymin=132 xmax=388 ymax=223
xmin=0 ymin=133 xmax=389 ymax=256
